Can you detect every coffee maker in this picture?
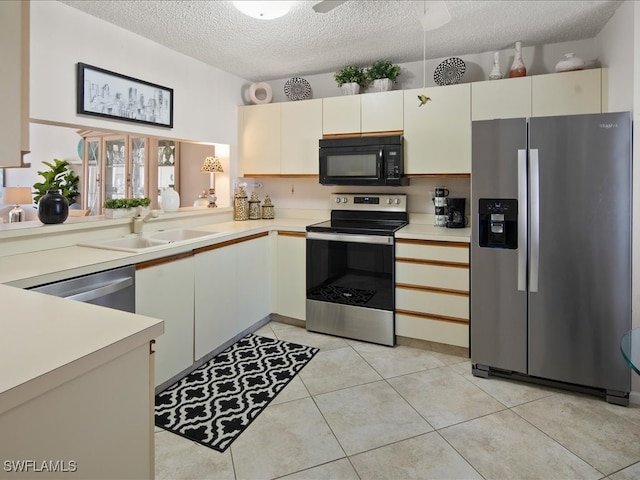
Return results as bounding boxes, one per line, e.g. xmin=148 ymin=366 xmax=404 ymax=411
xmin=446 ymin=198 xmax=467 ymax=228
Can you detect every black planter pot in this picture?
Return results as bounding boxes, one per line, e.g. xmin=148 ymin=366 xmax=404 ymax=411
xmin=38 ymin=189 xmax=69 ymax=224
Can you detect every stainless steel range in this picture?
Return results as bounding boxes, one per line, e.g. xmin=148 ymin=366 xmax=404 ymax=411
xmin=306 ymin=193 xmax=408 ymax=346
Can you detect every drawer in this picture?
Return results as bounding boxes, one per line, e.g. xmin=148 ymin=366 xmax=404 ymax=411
xmin=396 ymin=313 xmax=469 ymax=348
xmin=396 ymin=262 xmax=468 ymax=291
xmin=396 ymin=287 xmax=469 ymax=320
xmin=396 ymin=240 xmax=469 ymax=264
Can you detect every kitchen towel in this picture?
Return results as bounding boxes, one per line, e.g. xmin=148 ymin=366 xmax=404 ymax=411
xmin=154 ymin=333 xmax=318 ymax=452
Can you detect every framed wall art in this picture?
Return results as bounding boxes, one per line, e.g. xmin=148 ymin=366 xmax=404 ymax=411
xmin=76 ymin=62 xmax=173 ymax=128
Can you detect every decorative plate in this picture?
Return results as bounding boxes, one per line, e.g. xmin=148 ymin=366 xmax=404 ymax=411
xmin=284 ymin=77 xmax=312 ymax=101
xmin=433 ymin=57 xmax=466 ymax=86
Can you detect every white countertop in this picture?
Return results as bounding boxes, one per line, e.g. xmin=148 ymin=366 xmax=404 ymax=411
xmin=397 ymin=223 xmax=471 ymax=243
xmin=0 ymin=284 xmax=163 ymax=415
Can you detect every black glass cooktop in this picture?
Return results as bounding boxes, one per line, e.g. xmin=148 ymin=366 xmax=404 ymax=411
xmin=307 ymin=211 xmax=408 ymax=236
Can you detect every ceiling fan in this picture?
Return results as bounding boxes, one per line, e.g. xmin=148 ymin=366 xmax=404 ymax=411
xmin=312 ymin=0 xmax=451 ymax=25
xmin=312 ymin=1 xmax=346 ymax=14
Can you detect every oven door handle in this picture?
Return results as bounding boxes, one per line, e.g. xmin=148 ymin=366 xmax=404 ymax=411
xmin=306 ymin=231 xmax=393 ymax=245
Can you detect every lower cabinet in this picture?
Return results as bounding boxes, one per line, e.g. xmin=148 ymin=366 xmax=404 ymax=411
xmin=194 ymin=232 xmax=272 ymax=361
xmin=275 ymin=231 xmax=306 ymax=321
xmin=0 ymin=344 xmax=155 ymax=478
xmin=136 ymin=253 xmax=195 ymax=386
xmin=395 ymin=239 xmax=470 ymax=348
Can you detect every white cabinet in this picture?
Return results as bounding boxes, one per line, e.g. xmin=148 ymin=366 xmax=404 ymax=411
xmin=0 ymin=0 xmax=29 ymax=167
xmin=237 ymin=233 xmax=273 ymax=329
xmin=239 ymin=103 xmax=281 ymax=175
xmin=194 ymin=242 xmax=238 ymax=360
xmin=395 ymin=239 xmax=469 ymax=348
xmin=136 ymin=254 xmax=195 ymax=386
xmin=472 ymin=76 xmax=532 ymax=121
xmin=471 ymin=69 xmax=605 ymax=121
xmin=0 ymin=343 xmax=155 ymax=478
xmin=532 ymin=68 xmax=603 ymax=117
xmin=322 ymin=95 xmax=361 ymax=135
xmin=275 ymin=231 xmax=306 ymax=320
xmin=240 ymin=100 xmax=321 ymax=176
xmin=403 ymin=84 xmax=471 ymax=174
xmin=194 ymin=232 xmax=273 ymax=360
xmin=281 ymin=99 xmax=323 ymax=175
xmin=322 ymin=91 xmax=403 ymax=135
xmin=360 ymin=90 xmax=404 ymax=133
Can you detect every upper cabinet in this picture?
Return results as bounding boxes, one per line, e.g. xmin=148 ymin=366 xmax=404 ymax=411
xmin=0 ymin=0 xmax=29 ymax=167
xmin=472 ymin=76 xmax=532 ymax=121
xmin=239 ymin=103 xmax=281 ymax=175
xmin=322 ymin=91 xmax=403 ymax=135
xmin=240 ymin=99 xmax=321 ymax=176
xmin=531 ymin=68 xmax=603 ymax=117
xmin=361 ymin=90 xmax=404 ymax=133
xmin=322 ymin=96 xmax=360 ymax=135
xmin=238 ymin=70 xmax=606 ymax=178
xmin=403 ymin=84 xmax=471 ymax=174
xmin=281 ymin=99 xmax=322 ymax=175
xmin=472 ymin=69 xmax=605 ymax=121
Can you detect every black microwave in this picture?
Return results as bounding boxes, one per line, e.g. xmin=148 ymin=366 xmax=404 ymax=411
xmin=318 ymin=135 xmax=408 ymax=186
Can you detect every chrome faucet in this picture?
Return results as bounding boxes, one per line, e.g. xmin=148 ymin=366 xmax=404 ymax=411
xmin=132 ymin=209 xmax=159 ymax=234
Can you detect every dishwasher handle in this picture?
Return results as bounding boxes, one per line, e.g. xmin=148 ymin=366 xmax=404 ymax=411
xmin=64 ymin=277 xmax=134 ymax=303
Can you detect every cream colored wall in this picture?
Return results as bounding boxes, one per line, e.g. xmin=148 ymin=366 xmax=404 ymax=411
xmin=29 ymin=1 xmax=248 ymax=182
xmin=595 ymin=0 xmax=638 ymax=401
xmin=1 ymin=123 xmax=80 ymax=222
xmin=263 ymin=38 xmax=599 ymax=104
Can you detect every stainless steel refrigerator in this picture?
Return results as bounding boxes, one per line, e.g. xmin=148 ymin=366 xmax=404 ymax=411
xmin=470 ymin=112 xmax=632 ymax=405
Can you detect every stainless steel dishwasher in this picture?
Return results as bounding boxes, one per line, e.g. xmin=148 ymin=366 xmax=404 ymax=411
xmin=29 ymin=265 xmax=135 ymax=312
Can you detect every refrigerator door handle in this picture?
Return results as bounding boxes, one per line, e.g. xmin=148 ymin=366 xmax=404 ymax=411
xmin=517 ymin=149 xmax=527 ymax=291
xmin=530 ymin=148 xmax=540 ymax=293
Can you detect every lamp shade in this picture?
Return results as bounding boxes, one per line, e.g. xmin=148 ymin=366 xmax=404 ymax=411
xmin=3 ymin=187 xmax=32 ymax=205
xmin=201 ymin=156 xmax=224 ymax=173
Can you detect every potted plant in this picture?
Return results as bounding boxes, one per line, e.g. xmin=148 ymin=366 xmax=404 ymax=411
xmin=366 ymin=60 xmax=401 ymax=92
xmin=33 ymin=158 xmax=80 ymax=206
xmin=103 ymin=197 xmax=152 ymax=218
xmin=334 ymin=65 xmax=367 ymax=95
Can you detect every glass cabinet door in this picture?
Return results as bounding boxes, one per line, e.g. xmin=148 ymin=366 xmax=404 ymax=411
xmin=130 ymin=137 xmax=148 ymax=198
xmin=157 ymin=140 xmax=178 ymax=207
xmin=103 ymin=136 xmax=127 ymax=201
xmin=84 ymin=137 xmax=102 ymax=215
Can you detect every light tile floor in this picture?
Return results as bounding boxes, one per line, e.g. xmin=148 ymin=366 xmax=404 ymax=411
xmin=155 ymin=321 xmax=640 ymax=480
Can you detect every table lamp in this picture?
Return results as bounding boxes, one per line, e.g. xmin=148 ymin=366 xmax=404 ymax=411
xmin=3 ymin=187 xmax=32 ymax=223
xmin=201 ymin=156 xmax=224 ymax=208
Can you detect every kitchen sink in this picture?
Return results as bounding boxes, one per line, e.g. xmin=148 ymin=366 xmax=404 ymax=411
xmin=79 ymin=228 xmax=218 ymax=253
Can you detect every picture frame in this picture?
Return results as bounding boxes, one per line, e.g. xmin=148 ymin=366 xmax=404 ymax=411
xmin=76 ymin=62 xmax=173 ymax=128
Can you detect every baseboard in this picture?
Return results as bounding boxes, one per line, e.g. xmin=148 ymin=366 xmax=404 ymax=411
xmin=396 ymin=335 xmax=469 ymax=358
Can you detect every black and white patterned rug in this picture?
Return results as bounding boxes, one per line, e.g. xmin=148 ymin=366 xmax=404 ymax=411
xmin=154 ymin=333 xmax=318 ymax=452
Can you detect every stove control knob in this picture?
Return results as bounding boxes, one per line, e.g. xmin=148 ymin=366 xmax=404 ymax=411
xmin=386 ymin=198 xmax=392 ymax=204
xmin=395 ymin=198 xmax=401 ymax=205
xmin=342 ymin=197 xmax=348 ymax=203
xmin=334 ymin=197 xmax=341 ymax=204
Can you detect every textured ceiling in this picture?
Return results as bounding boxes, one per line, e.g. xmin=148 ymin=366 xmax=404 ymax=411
xmin=59 ymin=0 xmax=621 ymax=82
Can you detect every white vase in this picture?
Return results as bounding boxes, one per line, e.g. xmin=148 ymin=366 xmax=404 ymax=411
xmin=489 ymin=51 xmax=503 ymax=80
xmin=340 ymin=82 xmax=360 ymax=95
xmin=555 ymin=53 xmax=585 ymax=72
xmin=371 ymin=78 xmax=392 ymax=92
xmin=161 ymin=185 xmax=180 ymax=212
